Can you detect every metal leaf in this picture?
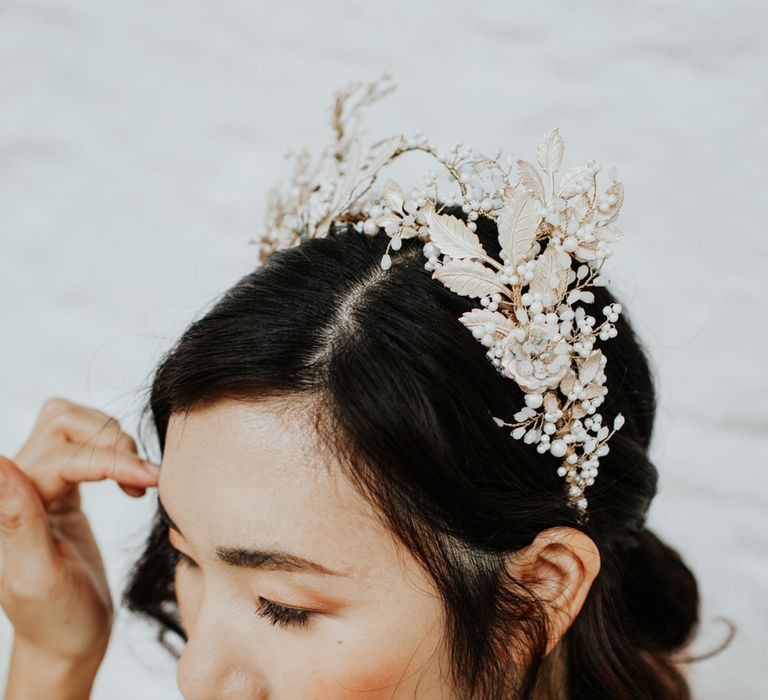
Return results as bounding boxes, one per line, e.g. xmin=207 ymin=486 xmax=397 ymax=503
xmin=433 ymin=260 xmax=510 ymax=299
xmin=497 ymin=187 xmax=540 ymax=268
xmin=364 ymin=135 xmax=403 ymax=177
xmin=335 ymin=138 xmax=363 ymax=209
xmin=426 ymin=210 xmax=488 ymax=260
xmin=459 ymin=308 xmax=517 ymax=336
xmin=558 ymin=163 xmax=593 ymax=199
xmin=579 ymin=350 xmax=603 ymax=386
xmin=543 ymin=391 xmax=560 ymax=413
xmin=560 ymin=368 xmax=577 ymax=395
xmin=516 ymin=160 xmax=545 ymax=202
xmin=536 ymin=128 xmax=565 ymax=176
xmin=594 ymin=225 xmax=624 ymax=243
xmin=529 ymin=243 xmax=569 ymax=303
xmin=598 ymin=182 xmax=624 ymax=225
xmin=383 ymin=178 xmax=405 ymax=214
xmin=582 ymin=383 xmax=608 ymax=400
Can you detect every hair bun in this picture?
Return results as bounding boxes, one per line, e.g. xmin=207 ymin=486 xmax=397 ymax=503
xmin=618 ymin=527 xmax=700 ymax=653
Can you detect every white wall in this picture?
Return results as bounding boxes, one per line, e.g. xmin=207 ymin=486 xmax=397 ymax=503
xmin=1 ymin=1 xmax=765 ymax=697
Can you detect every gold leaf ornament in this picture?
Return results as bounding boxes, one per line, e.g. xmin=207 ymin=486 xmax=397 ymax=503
xmin=458 ymin=308 xmax=518 ymax=338
xmin=558 ymin=163 xmax=595 ymax=199
xmin=425 ymin=209 xmax=488 ymax=261
xmin=334 ymin=138 xmax=364 ymax=211
xmin=364 ymin=135 xmax=403 ymax=177
xmin=594 ymin=224 xmax=624 ymax=244
xmin=497 ymin=187 xmax=541 ymax=268
xmin=529 ymin=243 xmax=569 ymax=305
xmin=536 ymin=127 xmax=565 ymax=176
xmin=433 ymin=260 xmax=512 ymax=300
xmin=516 ymin=159 xmax=546 ymax=202
xmin=597 ymin=181 xmax=624 ymax=224
xmin=578 ymin=349 xmax=603 ymax=386
xmin=257 ymin=75 xmax=628 ymax=522
xmin=383 ymin=178 xmax=405 ymax=214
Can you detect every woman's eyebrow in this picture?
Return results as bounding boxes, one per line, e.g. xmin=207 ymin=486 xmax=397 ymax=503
xmin=157 ymin=493 xmax=350 ymax=577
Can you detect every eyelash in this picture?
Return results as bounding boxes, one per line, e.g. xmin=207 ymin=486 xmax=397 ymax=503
xmin=168 ymin=540 xmax=312 ymax=629
xmin=255 ymin=597 xmax=311 ymax=629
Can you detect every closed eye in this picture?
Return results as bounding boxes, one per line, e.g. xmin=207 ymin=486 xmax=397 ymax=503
xmin=168 ymin=540 xmax=313 ymax=630
xmin=256 ymin=597 xmax=312 ymax=629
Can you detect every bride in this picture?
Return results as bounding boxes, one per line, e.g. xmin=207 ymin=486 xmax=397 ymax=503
xmin=0 ymin=78 xmax=708 ymax=699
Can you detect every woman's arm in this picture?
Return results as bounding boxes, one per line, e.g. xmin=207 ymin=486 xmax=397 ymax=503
xmin=3 ymin=636 xmax=104 ymax=700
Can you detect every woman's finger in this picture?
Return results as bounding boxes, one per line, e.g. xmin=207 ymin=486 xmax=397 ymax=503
xmin=118 ymin=483 xmax=147 ymax=498
xmin=14 ymin=398 xmax=141 ymax=469
xmin=23 ymin=442 xmax=160 ymax=507
xmin=0 ymin=457 xmax=61 ymax=601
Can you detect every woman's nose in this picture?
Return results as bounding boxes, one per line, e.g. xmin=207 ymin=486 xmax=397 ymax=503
xmin=175 ymin=594 xmax=269 ymax=699
xmin=177 ymin=659 xmax=268 ymax=700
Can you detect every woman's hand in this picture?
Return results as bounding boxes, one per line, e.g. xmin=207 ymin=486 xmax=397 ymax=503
xmin=0 ymin=397 xmax=160 ymax=670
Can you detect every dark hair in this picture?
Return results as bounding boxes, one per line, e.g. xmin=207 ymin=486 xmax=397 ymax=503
xmin=122 ymin=206 xmax=732 ymax=698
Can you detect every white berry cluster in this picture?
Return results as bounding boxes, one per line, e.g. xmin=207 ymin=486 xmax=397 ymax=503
xmin=259 ymin=73 xmax=627 ymax=520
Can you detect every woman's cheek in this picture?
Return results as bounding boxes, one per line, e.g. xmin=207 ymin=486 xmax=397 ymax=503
xmin=301 ymin=619 xmax=447 ymax=698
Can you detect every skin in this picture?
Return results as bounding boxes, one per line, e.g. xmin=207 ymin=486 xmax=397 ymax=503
xmin=0 ymin=396 xmax=600 ymax=699
xmin=159 ymin=398 xmax=601 ymax=699
xmin=0 ymin=397 xmax=160 ymax=699
xmin=161 ymin=399 xmax=457 ymax=698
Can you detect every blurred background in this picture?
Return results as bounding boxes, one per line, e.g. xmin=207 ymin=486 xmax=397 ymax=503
xmin=1 ymin=1 xmax=765 ymax=697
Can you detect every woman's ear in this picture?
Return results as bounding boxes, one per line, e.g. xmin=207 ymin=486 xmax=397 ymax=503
xmin=506 ymin=526 xmax=601 ymax=656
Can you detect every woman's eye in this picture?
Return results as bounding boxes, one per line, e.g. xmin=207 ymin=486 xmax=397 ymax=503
xmin=168 ymin=540 xmax=311 ymax=630
xmin=256 ymin=597 xmax=312 ymax=629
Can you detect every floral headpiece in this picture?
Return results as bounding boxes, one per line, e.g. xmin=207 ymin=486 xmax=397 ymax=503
xmin=256 ymin=72 xmax=626 ymax=522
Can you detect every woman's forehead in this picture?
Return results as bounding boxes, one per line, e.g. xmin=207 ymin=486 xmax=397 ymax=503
xmin=158 ymin=399 xmax=400 ymax=577
xmin=165 ymin=399 xmax=336 ymax=482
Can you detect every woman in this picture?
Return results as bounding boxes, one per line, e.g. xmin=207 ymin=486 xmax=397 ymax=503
xmin=1 ymin=79 xmax=716 ymax=698
xmin=2 ymin=219 xmax=706 ymax=699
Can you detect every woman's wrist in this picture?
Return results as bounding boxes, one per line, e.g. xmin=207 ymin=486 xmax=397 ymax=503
xmin=3 ymin=635 xmax=106 ymax=700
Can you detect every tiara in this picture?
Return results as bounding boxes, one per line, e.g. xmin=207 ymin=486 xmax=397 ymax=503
xmin=255 ymin=72 xmax=626 ymax=522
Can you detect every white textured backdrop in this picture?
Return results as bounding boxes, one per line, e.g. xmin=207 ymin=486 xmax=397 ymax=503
xmin=1 ymin=1 xmax=766 ymax=697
